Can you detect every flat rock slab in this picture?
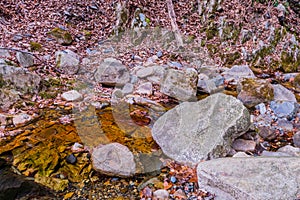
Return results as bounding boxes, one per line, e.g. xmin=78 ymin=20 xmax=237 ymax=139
xmin=197 ymin=157 xmax=300 ymax=200
xmin=152 ymin=93 xmax=250 ymax=165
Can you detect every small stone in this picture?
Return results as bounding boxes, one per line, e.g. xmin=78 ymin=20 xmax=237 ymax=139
xmin=276 ymin=119 xmax=294 ymax=131
xmin=153 ymin=189 xmax=169 ymax=200
xmin=255 ymin=103 xmax=267 ymax=115
xmin=66 ymin=154 xmax=77 ymax=164
xmin=156 ymin=51 xmax=163 ymax=58
xmin=0 ymin=114 xmax=7 ymax=126
xmin=16 ymin=52 xmax=34 ymax=68
xmin=222 ymin=65 xmax=255 ymax=84
xmin=232 ymin=139 xmax=256 ymax=152
xmin=136 ymin=67 xmax=154 ymax=78
xmin=12 ymin=113 xmax=32 ymax=126
xmin=173 ymin=189 xmax=187 ymax=199
xmin=257 ymin=126 xmax=278 ymax=140
xmin=170 ymin=176 xmax=176 ymax=183
xmin=168 ymin=61 xmax=182 ymax=68
xmin=293 ymin=131 xmax=300 ymax=147
xmin=61 ymin=90 xmax=82 ymax=102
xmin=12 ymin=34 xmax=23 ymax=42
xmin=122 ymin=83 xmax=134 ymax=94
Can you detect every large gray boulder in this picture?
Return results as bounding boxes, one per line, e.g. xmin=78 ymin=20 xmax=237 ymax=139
xmin=161 ymin=68 xmax=198 ymax=101
xmin=152 ymin=93 xmax=250 ymax=165
xmin=197 ymin=157 xmax=300 ymax=200
xmin=55 ymin=50 xmax=80 ymax=75
xmin=94 ymin=58 xmax=130 ymax=86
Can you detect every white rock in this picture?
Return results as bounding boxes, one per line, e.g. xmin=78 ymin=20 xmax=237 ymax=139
xmin=13 ymin=113 xmax=32 ymax=126
xmin=153 ymin=189 xmax=169 ymax=200
xmin=61 ymin=90 xmax=82 ymax=101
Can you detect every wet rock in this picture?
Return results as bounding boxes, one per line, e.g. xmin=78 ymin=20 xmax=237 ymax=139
xmin=0 ymin=158 xmax=53 ymax=200
xmin=61 ymin=90 xmax=82 ymax=101
xmin=136 ymin=82 xmax=152 ymax=95
xmin=16 ymin=51 xmax=34 ymax=68
xmin=222 ymin=65 xmax=255 ymax=84
xmin=260 ymin=150 xmax=292 ymax=157
xmin=34 ymin=174 xmax=69 ymax=192
xmin=237 ymin=78 xmax=274 ymax=108
xmin=12 ymin=113 xmax=32 ymax=126
xmin=293 ymin=131 xmax=300 ymax=147
xmin=92 ymin=143 xmax=136 ymax=177
xmin=153 ymin=189 xmax=169 ymax=200
xmin=270 ymin=100 xmax=299 ymax=119
xmin=94 ymin=58 xmax=130 ymax=86
xmin=197 ymin=157 xmax=300 ymax=200
xmin=55 ymin=50 xmax=80 ymax=75
xmin=272 ymin=84 xmax=297 ymax=102
xmin=161 ymin=68 xmax=198 ymax=101
xmin=232 ymin=139 xmax=256 ymax=152
xmin=66 ymin=154 xmax=77 ymax=164
xmin=47 ymin=27 xmax=73 ymax=45
xmin=277 ymin=145 xmax=300 ymax=156
xmin=152 ymin=93 xmax=250 ymax=165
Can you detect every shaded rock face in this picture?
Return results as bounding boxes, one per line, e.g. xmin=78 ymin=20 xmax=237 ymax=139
xmin=197 ymin=157 xmax=300 ymax=200
xmin=92 ymin=143 xmax=136 ymax=177
xmin=237 ymin=78 xmax=274 ymax=108
xmin=161 ymin=68 xmax=198 ymax=101
xmin=94 ymin=58 xmax=130 ymax=86
xmin=0 ymin=158 xmax=53 ymax=200
xmin=152 ymin=93 xmax=250 ymax=165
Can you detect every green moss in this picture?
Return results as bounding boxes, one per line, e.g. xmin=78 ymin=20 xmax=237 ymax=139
xmin=222 ymin=51 xmax=241 ymax=67
xmin=48 ymin=28 xmax=73 ymax=45
xmin=206 ymin=43 xmax=219 ymax=55
xmin=30 ymin=42 xmax=42 ymax=51
xmin=83 ymin=30 xmax=92 ymax=40
xmin=222 ymin=23 xmax=241 ymax=42
xmin=206 ymin=23 xmax=218 ymax=40
xmin=281 ymin=51 xmax=300 ymax=73
xmin=0 ymin=74 xmax=5 ymax=88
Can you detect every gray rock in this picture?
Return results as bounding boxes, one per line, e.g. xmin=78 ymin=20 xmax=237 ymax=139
xmin=136 ymin=82 xmax=152 ymax=95
xmin=16 ymin=52 xmax=34 ymax=68
xmin=0 ymin=49 xmax=10 ymax=58
xmin=12 ymin=113 xmax=32 ymax=126
xmin=92 ymin=143 xmax=136 ymax=177
xmin=0 ymin=89 xmax=20 ymax=111
xmin=146 ymin=65 xmax=165 ymax=84
xmin=260 ymin=150 xmax=292 ymax=157
xmin=237 ymin=78 xmax=274 ymax=108
xmin=276 ymin=118 xmax=294 ymax=131
xmin=257 ymin=126 xmax=278 ymax=140
xmin=232 ymin=152 xmax=251 ymax=157
xmin=277 ymin=145 xmax=300 ymax=156
xmin=232 ymin=139 xmax=256 ymax=152
xmin=0 ymin=113 xmax=7 ymax=126
xmin=0 ymin=64 xmax=41 ymax=93
xmin=61 ymin=90 xmax=82 ymax=102
xmin=197 ymin=73 xmax=224 ymax=94
xmin=152 ymin=93 xmax=250 ymax=165
xmin=222 ymin=65 xmax=255 ymax=84
xmin=272 ymin=84 xmax=297 ymax=102
xmin=55 ymin=50 xmax=79 ymax=75
xmin=270 ymin=101 xmax=299 ymax=119
xmin=136 ymin=67 xmax=154 ymax=78
xmin=255 ymin=103 xmax=267 ymax=114
xmin=153 ymin=189 xmax=169 ymax=200
xmin=161 ymin=68 xmax=198 ymax=101
xmin=197 ymin=157 xmax=300 ymax=200
xmin=293 ymin=131 xmax=300 ymax=147
xmin=122 ymin=83 xmax=134 ymax=94
xmin=94 ymin=58 xmax=130 ymax=86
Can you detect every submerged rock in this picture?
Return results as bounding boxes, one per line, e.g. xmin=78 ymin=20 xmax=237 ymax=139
xmin=152 ymin=93 xmax=250 ymax=165
xmin=92 ymin=143 xmax=136 ymax=177
xmin=197 ymin=157 xmax=300 ymax=200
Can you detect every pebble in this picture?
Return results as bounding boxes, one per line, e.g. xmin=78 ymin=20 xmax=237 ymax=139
xmin=66 ymin=154 xmax=77 ymax=164
xmin=156 ymin=51 xmax=163 ymax=58
xmin=170 ymin=176 xmax=176 ymax=183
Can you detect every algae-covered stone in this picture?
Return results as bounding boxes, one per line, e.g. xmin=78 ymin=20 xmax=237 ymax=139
xmin=237 ymin=78 xmax=274 ymax=108
xmin=152 ymin=93 xmax=250 ymax=165
xmin=34 ymin=175 xmax=69 ymax=191
xmin=48 ymin=28 xmax=73 ymax=45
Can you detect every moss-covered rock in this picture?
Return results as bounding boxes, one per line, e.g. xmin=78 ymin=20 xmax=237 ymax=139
xmin=30 ymin=42 xmax=43 ymax=51
xmin=294 ymin=73 xmax=300 ymax=88
xmin=237 ymin=78 xmax=274 ymax=107
xmin=47 ymin=28 xmax=73 ymax=45
xmin=281 ymin=51 xmax=300 ymax=73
